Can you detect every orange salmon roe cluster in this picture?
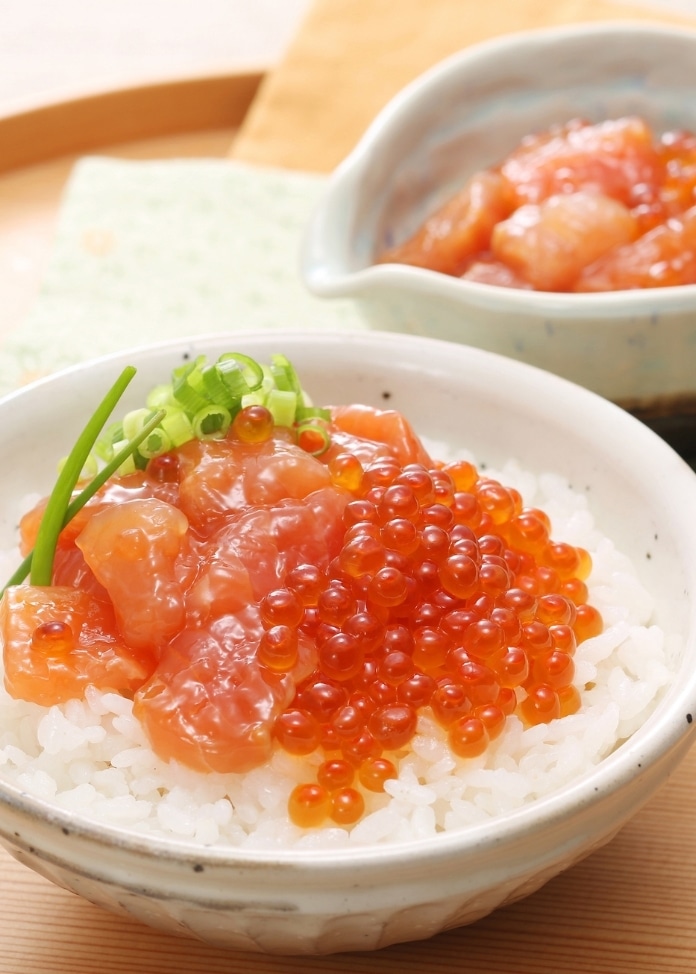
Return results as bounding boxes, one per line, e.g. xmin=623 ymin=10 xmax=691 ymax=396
xmin=260 ymin=453 xmax=600 ymax=829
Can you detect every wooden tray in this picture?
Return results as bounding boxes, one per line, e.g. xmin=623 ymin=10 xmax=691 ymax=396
xmin=0 ymin=73 xmax=262 ymax=344
xmin=2 ymin=64 xmax=696 ymax=974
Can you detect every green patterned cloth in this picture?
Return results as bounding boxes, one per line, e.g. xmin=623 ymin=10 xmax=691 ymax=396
xmin=1 ymin=157 xmax=367 ymax=395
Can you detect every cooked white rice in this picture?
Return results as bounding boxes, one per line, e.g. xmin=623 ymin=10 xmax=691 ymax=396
xmin=0 ymin=458 xmax=676 ymax=849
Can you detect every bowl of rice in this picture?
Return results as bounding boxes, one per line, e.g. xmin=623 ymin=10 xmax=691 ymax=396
xmin=301 ymin=22 xmax=696 ymax=414
xmin=0 ymin=329 xmax=695 ymax=955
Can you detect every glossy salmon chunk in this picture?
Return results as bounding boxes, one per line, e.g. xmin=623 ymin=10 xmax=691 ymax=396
xmin=575 ymin=204 xmax=696 ymax=291
xmin=1 ymin=585 xmax=156 ymax=705
xmin=500 ymin=117 xmax=662 ymax=207
xmin=378 ymin=170 xmax=515 ymax=276
xmin=491 ymin=191 xmax=639 ymax=291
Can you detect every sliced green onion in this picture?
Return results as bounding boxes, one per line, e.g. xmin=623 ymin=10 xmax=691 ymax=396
xmin=296 ymin=421 xmax=331 ymax=456
xmin=122 ymin=408 xmax=157 ymax=442
xmin=296 ymin=405 xmax=332 ymax=423
xmin=111 ymin=441 xmax=138 ymax=475
xmin=270 ymin=353 xmax=303 ymax=397
xmin=93 ymin=420 xmax=124 ymax=462
xmin=200 ymin=364 xmax=237 ymax=408
xmin=57 ymin=453 xmax=99 ymax=482
xmin=192 ymin=404 xmax=232 ymax=440
xmin=172 ymin=359 xmax=210 ymax=415
xmin=160 ymin=408 xmax=195 ymax=447
xmin=136 ymin=427 xmax=172 ymax=459
xmin=202 ymin=361 xmax=251 ymax=404
xmin=29 ymin=366 xmax=137 ymax=587
xmin=218 ymin=352 xmax=265 ymax=392
xmin=240 ymin=391 xmax=267 ymax=410
xmin=3 ymin=408 xmax=166 ymax=593
xmin=266 ymin=388 xmax=298 ymax=428
xmin=146 ymin=383 xmax=175 ymax=410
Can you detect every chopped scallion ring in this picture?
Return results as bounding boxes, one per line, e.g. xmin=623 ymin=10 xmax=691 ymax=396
xmin=270 ymin=353 xmax=303 ymax=398
xmin=122 ymin=408 xmax=159 ymax=442
xmin=296 ymin=405 xmax=331 ymax=423
xmin=160 ymin=409 xmax=195 ymax=448
xmin=218 ymin=353 xmax=265 ymax=392
xmin=266 ymin=388 xmax=298 ymax=428
xmin=172 ymin=359 xmax=210 ymax=415
xmin=192 ymin=405 xmax=232 ymax=440
xmin=137 ymin=427 xmax=172 ymax=459
xmin=296 ymin=421 xmax=331 ymax=456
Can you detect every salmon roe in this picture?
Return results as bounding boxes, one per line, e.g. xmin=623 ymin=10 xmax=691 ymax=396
xmin=267 ymin=455 xmax=602 ymax=828
xmin=30 ymin=620 xmax=74 ymax=657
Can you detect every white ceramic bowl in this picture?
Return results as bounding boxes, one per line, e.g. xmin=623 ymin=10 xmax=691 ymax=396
xmin=0 ymin=330 xmax=695 ymax=955
xmin=301 ymin=23 xmax=696 ymax=410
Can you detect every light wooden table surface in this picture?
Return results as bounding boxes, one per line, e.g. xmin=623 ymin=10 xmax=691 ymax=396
xmin=3 ymin=2 xmax=696 ymax=973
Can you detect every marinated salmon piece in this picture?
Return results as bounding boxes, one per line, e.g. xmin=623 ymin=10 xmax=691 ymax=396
xmin=139 ymin=487 xmax=345 ymax=770
xmin=183 ymin=543 xmax=254 ymax=624
xmin=19 ymin=473 xmax=176 ymax=556
xmin=461 ymin=259 xmax=533 ymax=289
xmin=133 ymin=610 xmax=317 ymax=774
xmin=1 ymin=585 xmax=155 ymax=705
xmin=187 ymin=487 xmax=348 ymax=613
xmin=241 ymin=439 xmax=331 ymax=507
xmin=658 ymin=129 xmax=696 ymax=216
xmin=328 ymin=404 xmax=433 ymax=467
xmin=19 ymin=499 xmax=91 ymax=557
xmin=377 ymin=170 xmax=515 ymax=276
xmin=501 ymin=117 xmax=663 ymax=207
xmin=51 ymin=546 xmax=109 ymax=601
xmin=174 ymin=437 xmax=249 ymax=533
xmin=575 ymin=204 xmax=696 ymax=291
xmin=491 ymin=191 xmax=639 ymax=291
xmin=176 ymin=435 xmax=331 ymax=533
xmin=76 ymin=496 xmax=189 ymax=651
xmin=630 ymin=131 xmax=696 ymax=233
